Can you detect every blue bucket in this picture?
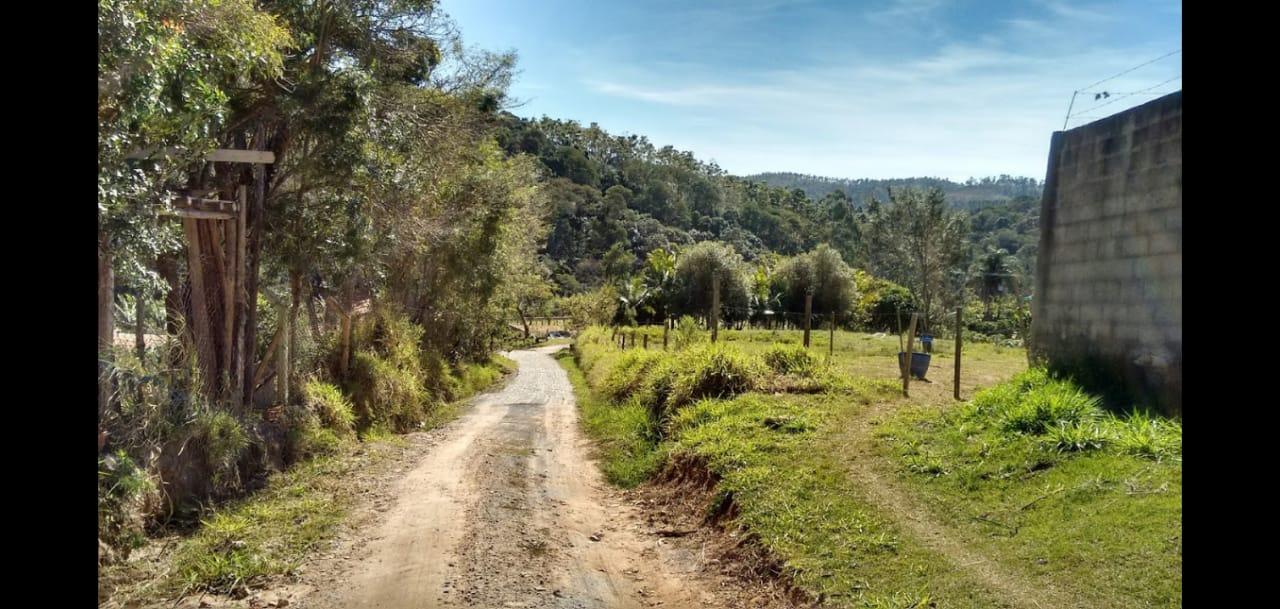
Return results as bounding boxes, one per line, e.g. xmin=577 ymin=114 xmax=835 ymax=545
xmin=898 ymin=352 xmax=931 ymax=379
xmin=921 ymin=335 xmax=933 ymax=353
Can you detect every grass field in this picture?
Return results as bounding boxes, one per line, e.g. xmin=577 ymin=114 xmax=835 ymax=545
xmin=564 ymin=325 xmax=1181 ymax=608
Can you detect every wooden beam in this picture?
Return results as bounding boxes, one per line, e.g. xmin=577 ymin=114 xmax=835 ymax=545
xmin=165 ymin=209 xmax=236 ymax=220
xmin=127 ymin=147 xmax=275 ymax=164
xmin=171 ymin=196 xmax=238 ymax=213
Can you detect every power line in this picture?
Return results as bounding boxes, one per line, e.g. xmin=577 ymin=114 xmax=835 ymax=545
xmin=1078 ymin=49 xmax=1181 ymax=93
xmin=1069 ymin=76 xmax=1181 ymax=118
xmin=1062 ymin=50 xmax=1181 ymax=130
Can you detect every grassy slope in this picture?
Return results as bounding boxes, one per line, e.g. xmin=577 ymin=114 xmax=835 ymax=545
xmin=875 ymin=371 xmax=1182 ymax=608
xmin=102 ymin=355 xmax=517 ymax=604
xmin=563 ymin=326 xmax=1181 ymax=608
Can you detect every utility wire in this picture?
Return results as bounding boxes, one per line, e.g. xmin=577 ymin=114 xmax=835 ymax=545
xmin=1062 ymin=50 xmax=1181 ymax=129
xmin=1069 ymin=75 xmax=1181 ymax=119
xmin=1078 ymin=50 xmax=1181 ymax=93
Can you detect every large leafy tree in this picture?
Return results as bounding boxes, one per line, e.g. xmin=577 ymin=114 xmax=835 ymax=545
xmin=774 ymin=244 xmax=857 ymax=317
xmin=860 ymin=187 xmax=969 ymax=332
xmin=671 ymin=241 xmax=749 ymax=322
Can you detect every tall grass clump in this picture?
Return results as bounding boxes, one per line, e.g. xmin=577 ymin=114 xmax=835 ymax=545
xmin=955 ymin=367 xmax=1180 ymax=461
xmin=346 ymin=309 xmax=431 ymax=432
xmin=190 ymin=409 xmax=251 ymax=493
xmin=602 ymin=350 xmax=666 ymax=401
xmin=761 ymin=344 xmax=819 ymax=377
xmin=667 ymin=344 xmax=765 ymax=410
xmin=302 ymin=380 xmax=355 ymax=434
xmin=673 ymin=315 xmax=702 ymax=349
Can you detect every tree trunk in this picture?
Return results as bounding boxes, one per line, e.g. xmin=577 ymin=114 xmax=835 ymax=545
xmin=516 ymin=305 xmax=530 ymax=338
xmin=289 ymin=271 xmax=303 ymax=395
xmin=135 ymin=288 xmax=146 ymax=362
xmin=98 ymin=231 xmax=115 ymax=420
xmin=243 ymin=126 xmax=268 ymax=407
xmin=306 ymin=286 xmax=322 ymax=339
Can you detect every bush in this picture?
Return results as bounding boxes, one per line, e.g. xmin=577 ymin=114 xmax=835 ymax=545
xmin=190 ymin=410 xmax=250 ymax=492
xmin=301 ymin=380 xmax=355 ymax=435
xmin=673 ymin=315 xmax=702 ymax=349
xmin=667 ymin=345 xmax=764 ymax=412
xmin=851 ymin=270 xmax=915 ymax=332
xmin=997 ymin=382 xmax=1101 ymax=435
xmin=346 ymin=309 xmax=432 ymax=432
xmin=349 ymin=351 xmax=429 ymax=433
xmin=602 ymin=350 xmax=665 ymax=401
xmin=762 ymin=344 xmax=819 ymax=377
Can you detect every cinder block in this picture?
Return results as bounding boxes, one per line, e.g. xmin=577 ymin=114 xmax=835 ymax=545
xmin=1148 ymin=232 xmax=1179 ymax=255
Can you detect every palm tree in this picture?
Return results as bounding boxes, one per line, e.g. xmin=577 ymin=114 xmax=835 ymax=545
xmin=974 ymin=247 xmax=1017 ymax=319
xmin=644 ymin=248 xmax=678 ymax=324
xmin=616 ymin=275 xmax=651 ymax=327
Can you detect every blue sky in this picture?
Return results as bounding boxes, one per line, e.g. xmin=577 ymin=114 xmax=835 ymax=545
xmin=442 ymin=0 xmax=1181 ymax=182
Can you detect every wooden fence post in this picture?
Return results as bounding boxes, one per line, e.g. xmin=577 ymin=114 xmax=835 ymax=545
xmin=954 ymin=307 xmax=963 ymax=401
xmin=829 ymin=311 xmax=835 ymax=362
xmin=903 ymin=313 xmax=918 ymax=397
xmin=663 ymin=317 xmax=670 ymax=350
xmin=803 ymin=289 xmax=814 ymax=348
xmin=277 ymin=302 xmax=290 ymax=406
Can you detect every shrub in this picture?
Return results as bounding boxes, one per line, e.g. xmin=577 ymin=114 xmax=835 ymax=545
xmin=602 ymin=350 xmax=665 ymax=401
xmin=997 ymin=382 xmax=1101 ymax=435
xmin=190 ymin=410 xmax=250 ymax=492
xmin=1043 ymin=420 xmax=1109 ymax=453
xmin=762 ymin=344 xmax=819 ymax=377
xmin=673 ymin=315 xmax=701 ymax=349
xmin=1112 ymin=412 xmax=1182 ymax=461
xmin=301 ymin=380 xmax=355 ymax=435
xmin=667 ymin=345 xmax=764 ymax=411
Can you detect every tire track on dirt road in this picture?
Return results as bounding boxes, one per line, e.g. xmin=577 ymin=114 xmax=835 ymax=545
xmin=299 ymin=345 xmax=765 ymax=609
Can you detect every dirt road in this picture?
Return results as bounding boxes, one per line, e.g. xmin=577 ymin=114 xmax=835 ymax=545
xmin=300 ymin=345 xmax=771 ymax=609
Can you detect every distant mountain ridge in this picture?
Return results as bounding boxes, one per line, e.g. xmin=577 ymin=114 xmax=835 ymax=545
xmin=745 ymin=172 xmax=1043 ymax=210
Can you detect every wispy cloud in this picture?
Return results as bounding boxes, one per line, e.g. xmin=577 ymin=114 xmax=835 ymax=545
xmin=451 ymin=0 xmax=1179 ymax=180
xmin=1036 ymin=0 xmax=1118 ymax=22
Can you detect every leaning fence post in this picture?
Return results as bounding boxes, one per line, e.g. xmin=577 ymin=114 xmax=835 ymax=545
xmin=903 ymin=312 xmax=918 ymax=397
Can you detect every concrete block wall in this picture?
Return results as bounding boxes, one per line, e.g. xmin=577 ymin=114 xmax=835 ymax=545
xmin=1031 ymin=91 xmax=1181 ymax=416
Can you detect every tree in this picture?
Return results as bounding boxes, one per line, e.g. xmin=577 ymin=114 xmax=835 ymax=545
xmin=973 ymin=247 xmax=1019 ymax=319
xmin=98 ymin=0 xmax=290 ymax=415
xmin=643 ymin=248 xmax=679 ymax=323
xmin=508 ymin=260 xmax=554 ymax=338
xmin=860 ymin=187 xmax=968 ymax=332
xmin=615 ymin=276 xmax=651 ymax=326
xmin=774 ymin=244 xmax=857 ymax=318
xmin=559 ymin=285 xmax=618 ymax=330
xmin=671 ymin=241 xmax=749 ymax=322
xmin=602 ymin=242 xmax=636 ymax=282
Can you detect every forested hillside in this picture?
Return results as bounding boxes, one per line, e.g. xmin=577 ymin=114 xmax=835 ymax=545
xmin=495 ymin=116 xmax=1041 ymax=316
xmin=749 ymin=172 xmax=1043 ymax=210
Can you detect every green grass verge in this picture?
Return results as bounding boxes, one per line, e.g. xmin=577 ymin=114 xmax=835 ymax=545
xmin=103 ymin=354 xmax=518 ymax=604
xmin=564 ymin=328 xmax=1017 ymax=608
xmin=563 ymin=326 xmax=1179 ymax=608
xmin=875 ymin=369 xmax=1182 ymax=608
